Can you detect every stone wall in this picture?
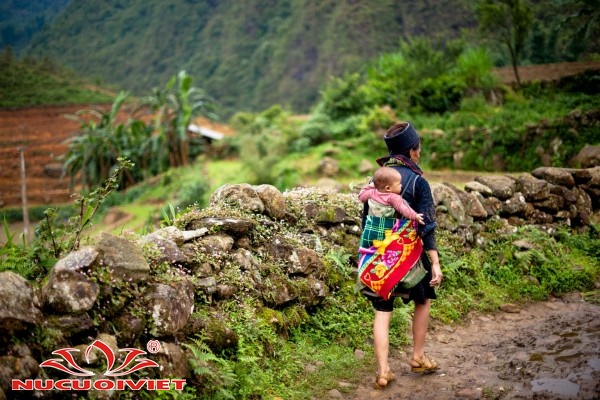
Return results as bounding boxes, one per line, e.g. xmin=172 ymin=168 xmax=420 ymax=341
xmin=0 ymin=167 xmax=598 ymax=398
xmin=432 ymin=166 xmax=599 ymax=246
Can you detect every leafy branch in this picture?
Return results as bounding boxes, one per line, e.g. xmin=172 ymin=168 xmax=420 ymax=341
xmin=33 ymin=157 xmax=134 ymax=266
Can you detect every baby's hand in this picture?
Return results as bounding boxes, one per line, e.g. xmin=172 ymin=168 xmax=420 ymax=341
xmin=415 ymin=213 xmax=425 ymax=225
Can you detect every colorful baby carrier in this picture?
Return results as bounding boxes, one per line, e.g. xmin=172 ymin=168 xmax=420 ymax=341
xmin=358 ymin=217 xmax=425 ymax=300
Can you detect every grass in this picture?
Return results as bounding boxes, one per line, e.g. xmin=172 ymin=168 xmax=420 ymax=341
xmin=0 ymin=54 xmax=116 ymax=108
xmin=2 ymin=154 xmax=598 ymax=399
xmin=2 ymin=87 xmax=599 ymax=399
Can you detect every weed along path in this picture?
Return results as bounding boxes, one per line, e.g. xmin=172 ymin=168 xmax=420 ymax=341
xmin=341 ymin=294 xmax=600 ymax=400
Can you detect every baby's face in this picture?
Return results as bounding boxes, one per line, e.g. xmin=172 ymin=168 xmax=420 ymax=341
xmin=388 ymin=178 xmax=402 ymax=194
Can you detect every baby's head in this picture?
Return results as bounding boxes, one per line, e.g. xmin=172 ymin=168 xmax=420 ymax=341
xmin=373 ymin=167 xmax=402 ymax=194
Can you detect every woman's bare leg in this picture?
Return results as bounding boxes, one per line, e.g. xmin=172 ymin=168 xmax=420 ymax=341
xmin=374 ymin=310 xmax=392 ymax=378
xmin=412 ymin=299 xmax=430 ymax=360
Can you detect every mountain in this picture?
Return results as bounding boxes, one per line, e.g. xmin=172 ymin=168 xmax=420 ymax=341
xmin=21 ymin=0 xmax=476 ymax=116
xmin=0 ymin=0 xmax=71 ymax=51
xmin=7 ymin=0 xmax=599 ymax=116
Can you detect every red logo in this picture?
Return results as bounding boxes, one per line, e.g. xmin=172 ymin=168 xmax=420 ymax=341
xmin=12 ymin=340 xmax=186 ymax=392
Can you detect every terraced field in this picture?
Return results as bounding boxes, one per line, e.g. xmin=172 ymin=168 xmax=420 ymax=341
xmin=0 ymin=104 xmax=95 ymax=207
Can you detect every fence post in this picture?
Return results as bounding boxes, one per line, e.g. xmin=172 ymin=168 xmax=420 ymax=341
xmin=18 ymin=146 xmax=30 ymax=244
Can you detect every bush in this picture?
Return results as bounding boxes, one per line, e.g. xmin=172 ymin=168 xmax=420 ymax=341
xmin=176 ymin=180 xmax=210 ymax=210
xmin=410 ymin=75 xmax=465 ymax=113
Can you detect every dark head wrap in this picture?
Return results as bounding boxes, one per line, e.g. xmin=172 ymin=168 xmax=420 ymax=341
xmin=383 ymin=122 xmax=420 ymax=155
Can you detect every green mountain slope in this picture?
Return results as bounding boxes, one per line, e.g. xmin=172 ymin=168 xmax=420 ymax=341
xmin=0 ymin=0 xmax=70 ymax=51
xmin=23 ymin=0 xmax=475 ymax=115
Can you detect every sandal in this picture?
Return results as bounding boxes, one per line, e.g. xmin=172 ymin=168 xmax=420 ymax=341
xmin=410 ymin=355 xmax=439 ymax=373
xmin=374 ymin=371 xmax=396 ymax=390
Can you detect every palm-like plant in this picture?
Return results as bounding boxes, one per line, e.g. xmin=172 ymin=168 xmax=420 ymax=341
xmin=143 ymin=70 xmax=217 ymax=168
xmin=63 ymin=71 xmax=217 ymax=192
xmin=63 ymin=91 xmax=132 ymax=190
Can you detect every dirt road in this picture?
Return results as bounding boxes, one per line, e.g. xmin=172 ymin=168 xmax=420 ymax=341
xmin=343 ymin=294 xmax=599 ymax=399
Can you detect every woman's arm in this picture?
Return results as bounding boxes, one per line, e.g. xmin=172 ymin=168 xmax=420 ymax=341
xmin=427 ymin=249 xmax=442 ymax=287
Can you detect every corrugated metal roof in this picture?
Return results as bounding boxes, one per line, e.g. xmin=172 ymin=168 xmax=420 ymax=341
xmin=188 ymin=123 xmax=224 ymax=140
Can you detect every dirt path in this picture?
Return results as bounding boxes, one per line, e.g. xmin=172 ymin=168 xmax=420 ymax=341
xmin=343 ymin=294 xmax=599 ymax=400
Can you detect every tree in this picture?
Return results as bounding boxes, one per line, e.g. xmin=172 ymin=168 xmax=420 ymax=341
xmin=63 ymin=92 xmax=137 ymax=191
xmin=142 ymin=70 xmax=217 ymax=169
xmin=475 ymin=0 xmax=533 ymax=87
xmin=555 ymin=0 xmax=600 ymax=60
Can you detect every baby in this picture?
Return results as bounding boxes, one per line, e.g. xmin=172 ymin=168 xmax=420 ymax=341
xmin=359 ymin=166 xmax=424 ymax=224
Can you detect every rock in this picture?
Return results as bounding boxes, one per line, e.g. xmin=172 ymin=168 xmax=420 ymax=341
xmin=265 ymin=275 xmax=298 ymax=306
xmin=141 ymin=234 xmax=186 ymax=266
xmin=500 ymin=303 xmax=520 ymax=313
xmin=0 ymin=272 xmax=42 ymax=333
xmin=303 ymin=202 xmax=348 ymax=224
xmin=587 ymin=166 xmax=600 ymax=187
xmin=181 ymin=228 xmax=209 ymax=242
xmin=456 ymin=387 xmax=483 ymax=399
xmin=233 ymin=248 xmax=257 ymax=270
xmin=458 ymin=191 xmax=488 ymax=219
xmin=146 ymin=279 xmax=195 ymax=337
xmin=516 ymin=173 xmax=550 ymax=201
xmin=195 ymin=277 xmax=217 ymax=294
xmin=114 ymin=313 xmax=145 ymax=347
xmin=297 ymin=277 xmax=329 ymax=306
xmin=533 ymin=194 xmax=565 ymax=213
xmin=464 ymin=181 xmax=493 ymax=197
xmin=51 ymin=246 xmax=98 ymax=276
xmin=46 ymin=313 xmax=95 ymax=338
xmin=254 ymin=184 xmax=287 ymax=219
xmin=483 ymin=352 xmax=497 ymax=363
xmin=183 ymin=314 xmax=238 ymax=353
xmin=317 ymin=156 xmax=339 ymax=177
xmin=150 ymin=342 xmax=190 ymax=379
xmin=573 ymin=187 xmax=592 ymax=225
xmin=216 ymin=284 xmax=238 ymax=299
xmin=474 ymin=176 xmax=516 ymax=200
xmin=526 ymin=208 xmax=554 ymax=224
xmin=268 ymin=238 xmax=325 ymax=276
xmin=95 ymin=232 xmax=150 ymax=283
xmin=196 ymin=234 xmax=234 ymax=255
xmin=210 ymin=183 xmax=265 ymax=213
xmin=0 ymin=355 xmax=39 ymax=392
xmin=358 ymin=159 xmax=373 ymax=174
xmin=572 ymin=144 xmax=600 ymax=168
xmin=431 ymin=183 xmax=468 ymax=226
xmin=512 ymin=240 xmax=534 ymax=250
xmin=314 ymin=178 xmax=345 ymax=192
xmin=186 ymin=217 xmax=255 ymax=237
xmin=532 ymin=167 xmax=576 ymax=188
xmin=481 ymin=197 xmax=502 ymax=217
xmin=550 ymin=185 xmax=577 ymax=205
xmin=145 ymin=226 xmax=185 ymax=246
xmin=501 ymin=192 xmax=528 ymax=216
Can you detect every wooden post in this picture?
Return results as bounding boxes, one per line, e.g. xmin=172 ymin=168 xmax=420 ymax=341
xmin=18 ymin=147 xmax=30 ymax=244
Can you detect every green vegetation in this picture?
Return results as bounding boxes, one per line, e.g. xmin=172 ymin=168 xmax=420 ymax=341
xmin=1 ymin=3 xmax=599 ymax=397
xmin=476 ymin=0 xmax=534 ymax=86
xmin=0 ymin=49 xmax=114 ymax=108
xmin=7 ymin=0 xmax=596 ymax=115
xmin=63 ymin=71 xmax=216 ymax=191
xmin=0 ymin=0 xmax=69 ymax=51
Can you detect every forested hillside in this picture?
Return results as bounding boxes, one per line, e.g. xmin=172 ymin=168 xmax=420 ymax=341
xmin=20 ymin=0 xmax=478 ymax=115
xmin=4 ymin=0 xmax=599 ymax=116
xmin=0 ymin=0 xmax=70 ymax=51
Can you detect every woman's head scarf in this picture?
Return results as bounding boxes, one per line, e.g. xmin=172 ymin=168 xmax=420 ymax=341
xmin=383 ymin=122 xmax=420 ymax=155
